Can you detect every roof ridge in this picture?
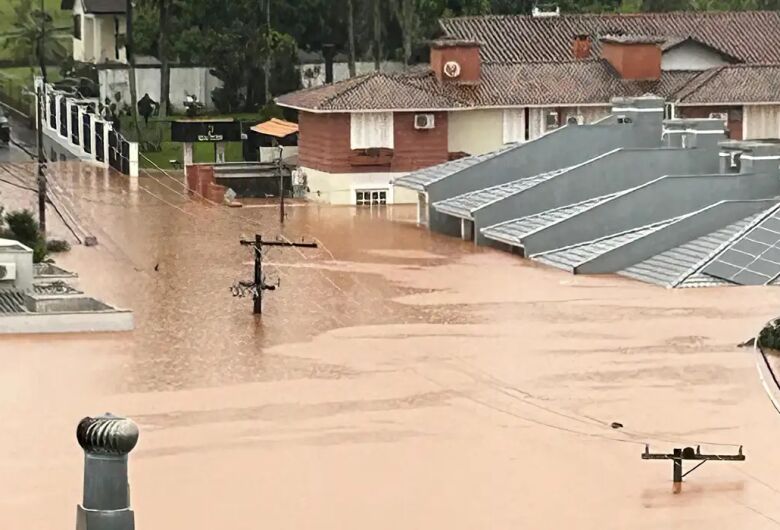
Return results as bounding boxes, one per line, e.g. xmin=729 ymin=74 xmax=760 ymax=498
xmin=442 ymin=10 xmax=780 ymax=23
xmin=318 ymin=71 xmax=386 ymax=110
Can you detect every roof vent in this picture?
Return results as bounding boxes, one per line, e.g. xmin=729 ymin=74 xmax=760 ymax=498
xmin=532 ymin=3 xmax=560 ymax=17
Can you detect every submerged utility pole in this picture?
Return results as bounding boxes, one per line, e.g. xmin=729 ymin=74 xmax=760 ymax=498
xmin=76 ymin=413 xmax=140 ymax=530
xmin=234 ymin=234 xmax=317 ymax=314
xmin=36 ymin=0 xmax=48 ymax=234
xmin=277 ymin=144 xmax=284 ymax=224
xmin=642 ymin=445 xmax=745 ymax=494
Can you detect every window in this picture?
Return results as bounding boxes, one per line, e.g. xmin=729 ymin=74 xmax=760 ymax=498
xmin=356 ymin=190 xmax=387 ymax=206
xmin=350 ymin=112 xmax=394 ymax=149
xmin=545 ymin=111 xmax=559 ymax=129
xmin=73 ymin=15 xmax=81 ymax=39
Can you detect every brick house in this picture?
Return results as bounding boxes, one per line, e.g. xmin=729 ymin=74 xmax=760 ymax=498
xmin=277 ymin=10 xmax=780 ymax=206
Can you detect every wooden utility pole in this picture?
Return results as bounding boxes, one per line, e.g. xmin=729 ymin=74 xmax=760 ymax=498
xmin=236 ymin=234 xmax=317 ymax=314
xmin=277 ymin=144 xmax=284 ymax=224
xmin=36 ymin=0 xmax=47 ymax=234
xmin=642 ymin=445 xmax=745 ymax=494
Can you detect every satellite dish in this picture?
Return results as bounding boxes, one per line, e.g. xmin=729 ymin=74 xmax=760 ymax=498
xmin=443 ymin=61 xmax=461 ymax=78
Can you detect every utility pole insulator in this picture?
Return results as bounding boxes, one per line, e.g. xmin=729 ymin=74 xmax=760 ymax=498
xmin=642 ymin=445 xmax=745 ymax=494
xmin=236 ymin=233 xmax=317 ymax=314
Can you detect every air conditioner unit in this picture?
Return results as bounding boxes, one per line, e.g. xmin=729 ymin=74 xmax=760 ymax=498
xmin=566 ymin=115 xmax=585 ymax=125
xmin=709 ymin=112 xmax=728 ymax=122
xmin=414 ymin=114 xmax=435 ymax=130
xmin=0 ymin=263 xmax=16 ymax=281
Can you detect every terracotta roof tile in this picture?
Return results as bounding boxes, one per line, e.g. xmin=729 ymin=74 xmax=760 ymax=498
xmin=440 ymin=11 xmax=780 ymax=63
xmin=675 ymin=64 xmax=780 ymax=104
xmin=278 ymin=62 xmax=700 ymax=111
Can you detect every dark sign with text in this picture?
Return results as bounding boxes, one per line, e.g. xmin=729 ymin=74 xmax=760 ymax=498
xmin=171 ymin=120 xmax=242 ymax=143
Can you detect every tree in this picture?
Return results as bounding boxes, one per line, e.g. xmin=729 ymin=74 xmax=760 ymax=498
xmin=346 ymin=0 xmax=356 ymax=77
xmin=1 ymin=0 xmax=68 ymax=77
xmin=373 ymin=0 xmax=383 ymax=70
xmin=157 ymin=0 xmax=171 ymax=117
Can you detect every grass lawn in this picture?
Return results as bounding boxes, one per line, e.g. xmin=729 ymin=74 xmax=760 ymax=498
xmin=123 ymin=116 xmax=251 ymax=170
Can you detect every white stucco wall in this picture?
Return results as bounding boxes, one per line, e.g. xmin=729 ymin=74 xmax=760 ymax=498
xmin=744 ymin=105 xmax=780 ymax=139
xmin=72 ymin=8 xmax=126 ymax=64
xmin=448 ymin=109 xmax=504 ymax=155
xmin=99 ymin=67 xmax=222 ymax=112
xmin=299 ymin=61 xmax=405 ymax=89
xmin=300 ymin=167 xmax=417 ymax=205
xmin=661 ymin=41 xmax=729 ymax=71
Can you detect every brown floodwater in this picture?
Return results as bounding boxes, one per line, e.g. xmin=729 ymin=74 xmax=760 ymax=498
xmin=3 ymin=161 xmax=780 ymax=529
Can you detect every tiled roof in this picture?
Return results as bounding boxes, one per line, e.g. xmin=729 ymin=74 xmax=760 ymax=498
xmin=532 ymin=216 xmax=684 ymax=271
xmin=278 ymin=62 xmax=699 ymax=111
xmin=440 ymin=11 xmax=780 ymax=64
xmin=619 ymin=210 xmax=765 ymax=287
xmin=675 ymin=64 xmax=780 ymax=104
xmin=432 ymin=166 xmax=573 ymax=219
xmin=393 ymin=144 xmax=517 ymax=191
xmin=600 ymin=35 xmax=666 ymax=44
xmin=481 ymin=193 xmax=618 ymax=247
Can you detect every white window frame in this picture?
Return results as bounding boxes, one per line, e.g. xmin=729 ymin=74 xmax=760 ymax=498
xmin=350 ymin=112 xmax=394 ymax=150
xmin=355 ymin=189 xmax=388 ymax=206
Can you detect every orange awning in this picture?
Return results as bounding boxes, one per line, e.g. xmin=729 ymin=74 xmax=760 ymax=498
xmin=251 ymin=118 xmax=299 ymax=138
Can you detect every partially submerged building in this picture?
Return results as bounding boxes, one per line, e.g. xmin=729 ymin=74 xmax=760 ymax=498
xmin=277 ymin=10 xmax=780 ymax=205
xmin=0 ymin=239 xmax=133 ymax=333
xmin=395 ymin=97 xmax=780 ymax=288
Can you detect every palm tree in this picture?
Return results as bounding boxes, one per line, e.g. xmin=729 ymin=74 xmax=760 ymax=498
xmin=1 ymin=0 xmax=69 ymax=80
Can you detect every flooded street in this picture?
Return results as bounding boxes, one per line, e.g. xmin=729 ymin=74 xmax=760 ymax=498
xmin=3 ymin=162 xmax=780 ymax=529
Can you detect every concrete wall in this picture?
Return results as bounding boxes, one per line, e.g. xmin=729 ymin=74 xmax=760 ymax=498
xmin=471 ymin=147 xmax=721 ymax=245
xmin=576 ymin=199 xmax=778 ymax=274
xmin=0 ymin=311 xmax=133 ymax=334
xmin=744 ymin=105 xmax=780 ymax=139
xmin=448 ymin=109 xmax=504 ymax=155
xmin=523 ymin=173 xmax=780 ymax=255
xmin=299 ymin=62 xmax=405 ymax=89
xmin=661 ymin=41 xmax=730 ymax=71
xmin=300 ymin=167 xmax=417 ymax=205
xmin=99 ymin=67 xmax=222 ymax=113
xmin=426 ymin=102 xmax=664 ymax=233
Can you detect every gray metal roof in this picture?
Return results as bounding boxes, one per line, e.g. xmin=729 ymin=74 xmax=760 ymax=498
xmin=432 ymin=166 xmax=573 ymax=220
xmin=619 ymin=210 xmax=764 ymax=287
xmin=393 ymin=144 xmax=518 ymax=192
xmin=0 ymin=291 xmax=25 ymax=314
xmin=703 ymin=203 xmax=780 ymax=285
xmin=532 ymin=216 xmax=685 ymax=271
xmin=481 ymin=193 xmax=618 ymax=247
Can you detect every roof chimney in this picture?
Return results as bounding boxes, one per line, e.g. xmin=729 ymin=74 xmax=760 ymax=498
xmin=572 ymin=34 xmax=591 ymax=59
xmin=600 ymin=35 xmax=663 ymax=81
xmin=430 ymin=39 xmax=481 ymax=84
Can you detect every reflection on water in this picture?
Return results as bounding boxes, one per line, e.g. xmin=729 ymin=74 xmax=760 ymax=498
xmin=3 ymin=162 xmax=780 ymax=529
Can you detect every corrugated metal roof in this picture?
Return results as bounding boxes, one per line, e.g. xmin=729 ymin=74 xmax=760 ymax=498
xmin=532 ymin=216 xmax=684 ymax=271
xmin=481 ymin=193 xmax=618 ymax=247
xmin=619 ymin=211 xmax=763 ymax=287
xmin=393 ymin=145 xmax=517 ymax=192
xmin=0 ymin=291 xmax=25 ymax=314
xmin=432 ymin=166 xmax=573 ymax=219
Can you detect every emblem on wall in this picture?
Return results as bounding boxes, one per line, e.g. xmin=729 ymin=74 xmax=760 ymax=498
xmin=443 ymin=61 xmax=461 ymax=78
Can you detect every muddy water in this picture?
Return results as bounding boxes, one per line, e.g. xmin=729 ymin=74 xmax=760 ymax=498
xmin=2 ymin=162 xmax=780 ymax=529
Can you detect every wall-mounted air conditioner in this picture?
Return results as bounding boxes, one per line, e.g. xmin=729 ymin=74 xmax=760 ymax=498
xmin=414 ymin=114 xmax=435 ymax=130
xmin=0 ymin=263 xmax=16 ymax=281
xmin=709 ymin=112 xmax=728 ymax=122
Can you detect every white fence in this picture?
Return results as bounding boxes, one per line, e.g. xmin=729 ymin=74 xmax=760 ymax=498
xmin=36 ymin=77 xmax=138 ymax=177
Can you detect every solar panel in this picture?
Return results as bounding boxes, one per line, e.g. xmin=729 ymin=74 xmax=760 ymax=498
xmin=703 ymin=210 xmax=780 ymax=285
